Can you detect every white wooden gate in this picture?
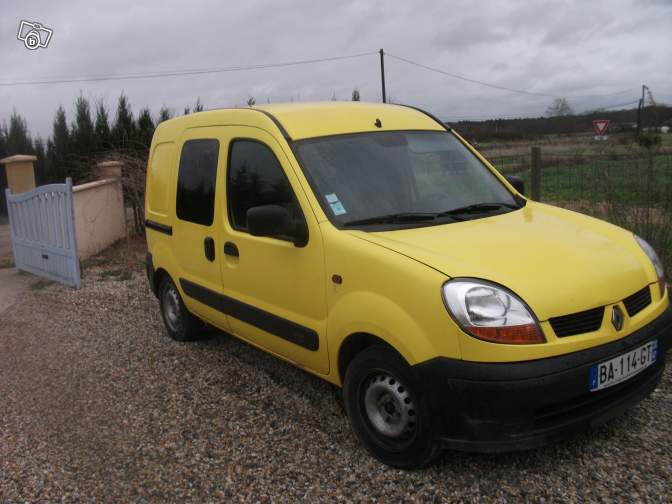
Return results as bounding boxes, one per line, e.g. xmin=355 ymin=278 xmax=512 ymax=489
xmin=5 ymin=178 xmax=81 ymax=288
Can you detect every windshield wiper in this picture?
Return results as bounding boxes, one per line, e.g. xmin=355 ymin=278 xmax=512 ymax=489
xmin=437 ymin=202 xmax=519 ymax=217
xmin=343 ymin=203 xmax=519 ymax=227
xmin=343 ymin=212 xmax=451 ymax=227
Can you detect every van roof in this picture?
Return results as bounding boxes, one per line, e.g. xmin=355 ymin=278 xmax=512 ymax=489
xmin=154 ymin=102 xmax=446 ymax=142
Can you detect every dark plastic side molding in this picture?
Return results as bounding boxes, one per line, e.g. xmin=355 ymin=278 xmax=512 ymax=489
xmin=145 ymin=219 xmax=173 ymax=236
xmin=179 ymin=278 xmax=319 ymax=351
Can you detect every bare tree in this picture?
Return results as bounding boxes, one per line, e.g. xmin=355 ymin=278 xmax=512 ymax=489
xmin=545 ymin=98 xmax=574 ymax=117
xmin=106 ymin=150 xmax=148 ymax=235
xmin=352 ymin=88 xmax=361 ymax=101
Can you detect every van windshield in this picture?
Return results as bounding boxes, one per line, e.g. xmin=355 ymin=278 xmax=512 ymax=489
xmin=293 ymin=130 xmax=521 ymax=228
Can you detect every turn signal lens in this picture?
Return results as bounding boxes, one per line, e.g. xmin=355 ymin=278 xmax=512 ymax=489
xmin=468 ymin=324 xmax=544 ymax=344
xmin=442 ymin=279 xmax=545 ymax=344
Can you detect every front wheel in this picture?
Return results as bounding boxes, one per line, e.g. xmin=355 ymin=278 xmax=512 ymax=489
xmin=343 ymin=345 xmax=441 ymax=469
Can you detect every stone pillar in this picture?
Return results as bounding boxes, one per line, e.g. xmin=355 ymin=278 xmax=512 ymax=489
xmin=94 ymin=160 xmax=123 ymax=180
xmin=0 ymin=155 xmax=37 ymax=194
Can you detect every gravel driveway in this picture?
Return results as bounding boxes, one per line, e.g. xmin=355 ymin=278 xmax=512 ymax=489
xmin=1 ymin=241 xmax=671 ymax=502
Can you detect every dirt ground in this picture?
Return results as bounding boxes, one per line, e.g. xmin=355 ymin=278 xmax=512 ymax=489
xmin=1 ymin=237 xmax=671 ymax=502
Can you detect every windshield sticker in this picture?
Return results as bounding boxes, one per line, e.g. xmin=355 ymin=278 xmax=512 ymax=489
xmin=325 ymin=193 xmax=347 ymax=216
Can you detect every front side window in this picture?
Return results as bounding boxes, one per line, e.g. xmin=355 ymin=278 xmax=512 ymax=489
xmin=227 ymin=140 xmax=299 ymax=231
xmin=176 ymin=139 xmax=219 ymax=226
xmin=294 ymin=131 xmax=519 ymax=228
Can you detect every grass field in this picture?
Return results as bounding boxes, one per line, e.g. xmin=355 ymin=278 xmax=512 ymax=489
xmin=481 ymin=131 xmax=672 ymax=176
xmin=518 ymin=154 xmax=672 ymax=204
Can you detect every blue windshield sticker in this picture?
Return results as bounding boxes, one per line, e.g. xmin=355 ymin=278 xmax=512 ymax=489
xmin=325 ymin=193 xmax=346 ymax=215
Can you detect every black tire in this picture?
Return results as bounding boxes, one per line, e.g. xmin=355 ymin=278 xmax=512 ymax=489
xmin=343 ymin=345 xmax=441 ymax=469
xmin=158 ymin=276 xmax=203 ymax=341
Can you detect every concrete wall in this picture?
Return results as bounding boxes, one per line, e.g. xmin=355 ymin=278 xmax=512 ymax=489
xmin=73 ymin=178 xmax=127 ymax=259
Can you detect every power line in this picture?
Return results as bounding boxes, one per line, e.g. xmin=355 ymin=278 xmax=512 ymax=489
xmin=0 ymin=52 xmax=376 ymax=87
xmin=588 ymin=100 xmax=640 ymax=111
xmin=386 ymin=53 xmax=634 ymax=100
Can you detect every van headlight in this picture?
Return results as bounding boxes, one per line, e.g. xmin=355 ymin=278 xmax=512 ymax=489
xmin=442 ymin=279 xmax=545 ymax=344
xmin=634 ymin=235 xmax=666 ymax=297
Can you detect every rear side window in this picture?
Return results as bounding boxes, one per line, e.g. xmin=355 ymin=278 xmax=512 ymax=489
xmin=176 ymin=139 xmax=219 ymax=226
xmin=147 ymin=142 xmax=175 ymax=217
xmin=227 ymin=140 xmax=299 ymax=231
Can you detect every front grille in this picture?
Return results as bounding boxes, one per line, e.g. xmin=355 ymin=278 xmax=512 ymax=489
xmin=549 ymin=307 xmax=604 ymax=337
xmin=623 ymin=286 xmax=652 ymax=317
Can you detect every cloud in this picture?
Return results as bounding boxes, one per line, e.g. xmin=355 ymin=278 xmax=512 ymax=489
xmin=1 ymin=0 xmax=670 ymax=139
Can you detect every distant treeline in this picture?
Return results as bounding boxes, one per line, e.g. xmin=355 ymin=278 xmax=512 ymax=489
xmin=451 ymin=105 xmax=672 ymax=142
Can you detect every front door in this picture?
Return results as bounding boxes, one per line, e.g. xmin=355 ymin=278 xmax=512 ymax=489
xmin=218 ymin=127 xmax=328 ymax=374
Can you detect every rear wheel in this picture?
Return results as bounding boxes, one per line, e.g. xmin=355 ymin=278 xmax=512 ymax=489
xmin=159 ymin=276 xmax=203 ymax=341
xmin=343 ymin=345 xmax=441 ymax=468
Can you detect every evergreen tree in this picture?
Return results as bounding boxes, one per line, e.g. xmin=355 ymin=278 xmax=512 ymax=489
xmin=71 ymin=95 xmax=95 ymax=157
xmin=194 ymin=98 xmax=204 ymax=112
xmin=6 ymin=112 xmax=32 ymax=154
xmin=352 ymin=88 xmax=361 ymax=101
xmin=48 ymin=106 xmax=70 ymax=181
xmin=0 ymin=124 xmax=6 ymax=213
xmin=136 ymin=107 xmax=155 ymax=148
xmin=0 ymin=122 xmax=6 ymax=159
xmin=33 ymin=136 xmax=47 ymax=184
xmin=94 ymin=101 xmax=111 ymax=151
xmin=158 ymin=106 xmax=172 ymax=123
xmin=112 ymin=93 xmax=135 ymax=149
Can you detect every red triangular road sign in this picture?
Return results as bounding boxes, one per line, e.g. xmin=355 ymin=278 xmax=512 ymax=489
xmin=593 ymin=119 xmax=610 ymax=136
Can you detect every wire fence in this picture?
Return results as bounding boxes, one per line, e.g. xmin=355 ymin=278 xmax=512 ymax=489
xmin=488 ymin=150 xmax=672 ymax=278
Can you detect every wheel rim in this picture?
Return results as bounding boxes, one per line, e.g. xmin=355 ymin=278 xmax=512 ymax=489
xmin=162 ymin=284 xmax=182 ymax=333
xmin=363 ymin=373 xmax=416 ymax=440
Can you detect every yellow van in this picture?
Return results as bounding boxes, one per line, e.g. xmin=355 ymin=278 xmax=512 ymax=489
xmin=145 ymin=102 xmax=670 ymax=468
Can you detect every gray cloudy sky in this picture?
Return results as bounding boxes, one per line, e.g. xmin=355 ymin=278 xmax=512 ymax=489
xmin=1 ymin=0 xmax=671 ymax=139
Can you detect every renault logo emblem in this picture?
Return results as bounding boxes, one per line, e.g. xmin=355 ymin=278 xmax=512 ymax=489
xmin=611 ymin=306 xmax=624 ymax=331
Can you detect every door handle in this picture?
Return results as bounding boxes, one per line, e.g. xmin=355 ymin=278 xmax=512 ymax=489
xmin=224 ymin=241 xmax=239 ymax=257
xmin=204 ymin=237 xmax=215 ymax=262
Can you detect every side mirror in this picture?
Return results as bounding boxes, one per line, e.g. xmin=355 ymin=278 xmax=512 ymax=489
xmin=246 ymin=205 xmax=308 ymax=247
xmin=505 ymin=175 xmax=525 ymax=195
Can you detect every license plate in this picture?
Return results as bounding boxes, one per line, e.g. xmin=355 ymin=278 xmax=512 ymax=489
xmin=589 ymin=340 xmax=658 ymax=392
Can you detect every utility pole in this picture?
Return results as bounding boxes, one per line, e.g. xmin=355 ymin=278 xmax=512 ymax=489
xmin=636 ymin=84 xmax=646 ymax=136
xmin=379 ymin=48 xmax=387 ymax=104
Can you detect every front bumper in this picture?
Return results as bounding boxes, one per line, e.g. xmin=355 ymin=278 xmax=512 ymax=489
xmin=413 ymin=304 xmax=672 ymax=453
